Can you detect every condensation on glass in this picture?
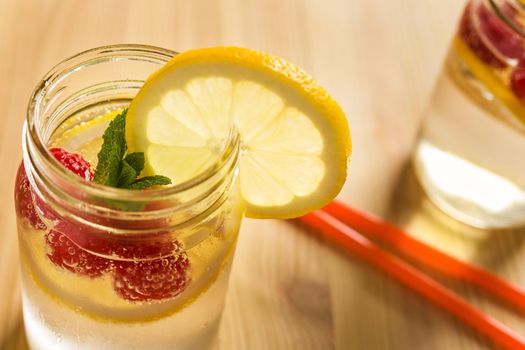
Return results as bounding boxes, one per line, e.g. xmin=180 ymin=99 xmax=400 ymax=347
xmin=14 ymin=45 xmax=243 ymax=350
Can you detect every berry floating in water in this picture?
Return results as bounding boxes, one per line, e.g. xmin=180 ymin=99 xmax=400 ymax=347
xmin=112 ymin=241 xmax=189 ymax=301
xmin=511 ymin=60 xmax=525 ymax=99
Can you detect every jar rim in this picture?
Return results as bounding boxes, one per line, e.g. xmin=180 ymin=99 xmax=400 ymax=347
xmin=25 ymin=43 xmax=241 ymax=204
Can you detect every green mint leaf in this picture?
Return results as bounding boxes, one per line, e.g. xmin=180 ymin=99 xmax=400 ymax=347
xmin=124 ymin=175 xmax=172 ymax=190
xmin=117 ymin=160 xmax=137 ymax=188
xmin=105 ymin=199 xmax=146 ymax=212
xmin=93 ymin=109 xmax=128 ymax=186
xmin=93 ymin=108 xmax=172 ymax=196
xmin=124 ymin=152 xmax=145 ymax=175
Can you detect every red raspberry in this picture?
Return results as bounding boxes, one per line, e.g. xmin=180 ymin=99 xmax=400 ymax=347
xmin=15 ymin=149 xmax=93 ymax=229
xmin=31 ymin=148 xmax=94 ymax=221
xmin=46 ymin=224 xmax=111 ymax=277
xmin=478 ymin=4 xmax=524 ymax=60
xmin=112 ymin=241 xmax=189 ymax=301
xmin=511 ymin=61 xmax=525 ymax=99
xmin=459 ymin=4 xmax=505 ymax=68
xmin=35 ymin=148 xmax=106 ymax=277
xmin=49 ymin=148 xmax=93 ymax=181
xmin=14 ymin=163 xmax=46 ymax=230
xmin=19 ymin=147 xmax=189 ymax=296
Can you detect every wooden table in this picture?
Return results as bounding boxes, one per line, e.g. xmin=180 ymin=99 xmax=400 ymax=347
xmin=2 ymin=0 xmax=524 ymax=349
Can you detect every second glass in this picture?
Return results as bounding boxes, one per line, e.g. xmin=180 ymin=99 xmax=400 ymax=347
xmin=413 ymin=0 xmax=525 ymax=229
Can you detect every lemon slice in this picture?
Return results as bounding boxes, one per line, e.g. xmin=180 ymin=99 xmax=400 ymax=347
xmin=127 ymin=47 xmax=351 ymax=218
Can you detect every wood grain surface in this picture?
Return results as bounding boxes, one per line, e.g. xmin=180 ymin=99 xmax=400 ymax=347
xmin=2 ymin=0 xmax=524 ymax=349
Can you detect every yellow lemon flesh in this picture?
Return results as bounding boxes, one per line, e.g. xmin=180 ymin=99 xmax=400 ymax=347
xmin=126 ymin=47 xmax=351 ymax=218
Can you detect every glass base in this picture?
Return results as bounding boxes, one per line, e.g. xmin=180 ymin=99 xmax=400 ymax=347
xmin=413 ymin=141 xmax=525 ymax=229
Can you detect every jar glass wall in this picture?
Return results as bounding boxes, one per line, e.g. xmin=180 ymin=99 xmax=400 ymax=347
xmin=15 ymin=45 xmax=243 ymax=350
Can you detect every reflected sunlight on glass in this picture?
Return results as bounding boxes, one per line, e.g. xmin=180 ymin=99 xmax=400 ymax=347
xmin=418 ymin=142 xmax=525 ymax=228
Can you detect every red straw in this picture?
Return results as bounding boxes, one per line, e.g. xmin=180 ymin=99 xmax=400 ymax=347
xmin=323 ymin=200 xmax=525 ymax=311
xmin=298 ymin=210 xmax=525 ymax=350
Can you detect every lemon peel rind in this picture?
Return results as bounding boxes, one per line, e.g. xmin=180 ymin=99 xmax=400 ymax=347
xmin=127 ymin=46 xmax=351 ymax=219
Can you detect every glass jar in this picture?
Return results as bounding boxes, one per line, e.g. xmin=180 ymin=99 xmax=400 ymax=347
xmin=412 ymin=0 xmax=525 ymax=228
xmin=14 ymin=45 xmax=243 ymax=350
